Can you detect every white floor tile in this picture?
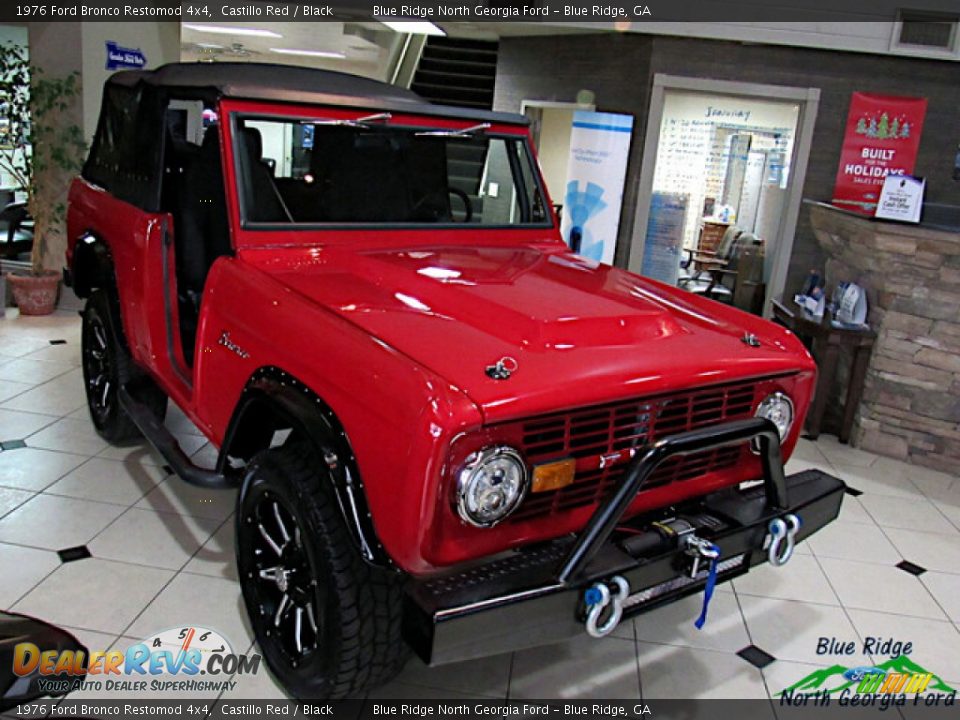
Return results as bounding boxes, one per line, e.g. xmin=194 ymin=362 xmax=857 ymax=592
xmin=510 ymin=634 xmax=640 ymax=699
xmin=0 ymin=493 xmax=126 ymax=550
xmin=845 ymin=609 xmax=960 ymax=685
xmin=0 ymin=542 xmax=61 ymax=608
xmin=96 ymin=441 xmax=165 ymax=466
xmin=136 ymin=476 xmax=236 ymax=521
xmin=818 ymin=557 xmax=947 ymax=620
xmin=0 ymin=357 xmax=74 ymax=385
xmin=0 ymin=408 xmax=59 ymax=440
xmin=367 ymin=681 xmax=487 ymax=700
xmin=884 ymin=528 xmax=960 ymax=575
xmin=0 ymin=368 xmax=86 ymax=416
xmin=390 ymin=653 xmax=511 ymax=698
xmin=0 ymin=486 xmax=34 ymax=518
xmin=831 ymin=462 xmax=924 ymax=499
xmin=872 ymin=456 xmax=957 ymax=499
xmin=56 ymin=625 xmax=118 ymax=656
xmin=0 ymin=447 xmax=88 ymax=491
xmin=24 ymin=342 xmax=81 ymax=366
xmin=734 ymin=554 xmax=840 ymax=606
xmin=637 ymin=642 xmax=768 ymax=700
xmin=0 ymin=336 xmax=52 ymax=358
xmin=45 ymin=457 xmax=169 ymax=506
xmin=220 ymin=664 xmax=292 ymax=700
xmin=919 ymin=572 xmax=960 ymax=622
xmin=26 ymin=416 xmax=109 ymax=456
xmin=817 ymin=436 xmax=879 ymax=469
xmin=165 ymin=404 xmax=204 ymax=437
xmin=858 ymin=494 xmax=958 ymax=535
xmin=0 ymin=379 xmax=32 ymax=403
xmin=127 ymin=573 xmax=254 ymax=652
xmin=90 ymin=508 xmax=220 ymax=570
xmin=762 ymin=660 xmax=842 ymax=700
xmin=806 ymin=520 xmax=902 ymax=565
xmin=634 ymin=590 xmax=750 ymax=653
xmin=791 ymin=438 xmax=830 ymax=466
xmin=836 ymin=495 xmax=874 ymax=525
xmin=182 ymin=520 xmax=237 ymax=581
xmin=738 ymin=595 xmax=871 ymax=665
xmin=12 ymin=557 xmax=173 ymax=635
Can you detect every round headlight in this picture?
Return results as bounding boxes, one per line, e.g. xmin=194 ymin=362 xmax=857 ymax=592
xmin=456 ymin=446 xmax=528 ymax=528
xmin=755 ymin=392 xmax=795 ymax=442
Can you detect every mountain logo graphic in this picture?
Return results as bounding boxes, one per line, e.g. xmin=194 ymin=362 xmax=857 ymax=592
xmin=779 ymin=655 xmax=956 ymax=697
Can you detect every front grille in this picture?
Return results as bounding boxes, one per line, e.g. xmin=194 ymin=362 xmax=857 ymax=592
xmin=511 ymin=380 xmax=757 ymax=521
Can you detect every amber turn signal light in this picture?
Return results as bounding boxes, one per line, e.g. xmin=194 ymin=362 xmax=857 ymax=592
xmin=530 ymin=458 xmax=576 ymax=493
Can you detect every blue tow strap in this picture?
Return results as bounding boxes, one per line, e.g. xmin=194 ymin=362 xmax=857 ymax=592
xmin=694 ymin=543 xmax=721 ymax=630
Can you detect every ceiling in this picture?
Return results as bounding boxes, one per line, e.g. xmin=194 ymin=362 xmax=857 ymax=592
xmin=179 ymin=21 xmax=599 ymax=80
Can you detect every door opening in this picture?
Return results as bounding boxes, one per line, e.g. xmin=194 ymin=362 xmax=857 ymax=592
xmin=630 ymin=76 xmax=819 ymax=317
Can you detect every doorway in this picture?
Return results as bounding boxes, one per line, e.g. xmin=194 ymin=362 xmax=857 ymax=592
xmin=522 ymin=100 xmax=595 ymax=218
xmin=629 ymin=75 xmax=819 ymax=316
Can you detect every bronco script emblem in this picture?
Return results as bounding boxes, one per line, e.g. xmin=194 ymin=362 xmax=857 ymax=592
xmin=218 ymin=331 xmax=250 ymax=359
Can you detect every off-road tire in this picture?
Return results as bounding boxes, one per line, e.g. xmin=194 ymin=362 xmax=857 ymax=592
xmin=81 ymin=289 xmax=166 ymax=444
xmin=236 ymin=444 xmax=409 ymax=699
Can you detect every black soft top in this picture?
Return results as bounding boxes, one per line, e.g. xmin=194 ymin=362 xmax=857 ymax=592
xmin=107 ymin=62 xmax=528 ymax=126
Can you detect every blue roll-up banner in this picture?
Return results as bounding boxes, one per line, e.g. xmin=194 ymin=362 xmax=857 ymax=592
xmin=105 ymin=41 xmax=147 ymax=71
xmin=560 ymin=111 xmax=634 ymax=265
xmin=642 ymin=192 xmax=689 ymax=286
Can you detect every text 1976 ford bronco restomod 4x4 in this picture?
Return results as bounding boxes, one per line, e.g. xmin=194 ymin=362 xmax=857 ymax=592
xmin=66 ymin=63 xmax=844 ymax=699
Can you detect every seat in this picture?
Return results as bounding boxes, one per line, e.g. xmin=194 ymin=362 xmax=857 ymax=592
xmin=174 ymin=127 xmax=231 ymax=364
xmin=237 ymin=127 xmax=292 ymax=222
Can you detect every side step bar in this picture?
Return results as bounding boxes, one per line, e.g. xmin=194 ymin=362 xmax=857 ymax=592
xmin=118 ymin=385 xmax=236 ymax=490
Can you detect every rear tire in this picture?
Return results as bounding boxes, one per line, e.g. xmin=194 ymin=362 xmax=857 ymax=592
xmin=81 ymin=289 xmax=166 ymax=444
xmin=236 ymin=444 xmax=408 ymax=699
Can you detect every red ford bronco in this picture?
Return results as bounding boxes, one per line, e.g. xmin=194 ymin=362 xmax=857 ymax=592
xmin=66 ymin=63 xmax=844 ymax=699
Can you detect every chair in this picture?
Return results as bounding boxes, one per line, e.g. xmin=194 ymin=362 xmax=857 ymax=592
xmin=681 ymin=228 xmax=766 ymax=312
xmin=0 ymin=201 xmax=34 ymax=260
xmin=678 ymin=224 xmax=743 ymax=299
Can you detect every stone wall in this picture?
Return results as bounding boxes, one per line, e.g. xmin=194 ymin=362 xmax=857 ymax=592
xmin=809 ymin=202 xmax=960 ymax=475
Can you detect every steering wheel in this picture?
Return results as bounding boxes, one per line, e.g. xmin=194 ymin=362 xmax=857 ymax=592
xmin=447 ymin=188 xmax=473 ymax=223
xmin=411 ymin=188 xmax=473 ymax=223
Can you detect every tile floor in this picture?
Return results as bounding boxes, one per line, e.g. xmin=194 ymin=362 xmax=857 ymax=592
xmin=1 ymin=311 xmax=959 ymax=704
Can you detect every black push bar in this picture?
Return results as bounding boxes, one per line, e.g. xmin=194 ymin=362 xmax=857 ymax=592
xmin=556 ymin=417 xmax=786 ymax=585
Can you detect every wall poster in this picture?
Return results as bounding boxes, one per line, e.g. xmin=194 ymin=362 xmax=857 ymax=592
xmin=831 ymin=92 xmax=927 ymax=216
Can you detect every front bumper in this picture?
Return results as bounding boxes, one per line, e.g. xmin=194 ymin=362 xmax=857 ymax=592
xmin=403 ymin=418 xmax=845 ymax=665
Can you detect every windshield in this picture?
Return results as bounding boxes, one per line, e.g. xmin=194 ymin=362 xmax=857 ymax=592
xmin=232 ymin=116 xmax=551 ymax=228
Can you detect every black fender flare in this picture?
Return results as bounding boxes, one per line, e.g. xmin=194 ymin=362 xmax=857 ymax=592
xmin=218 ymin=366 xmax=390 ymax=567
xmin=69 ymin=232 xmax=115 ymax=299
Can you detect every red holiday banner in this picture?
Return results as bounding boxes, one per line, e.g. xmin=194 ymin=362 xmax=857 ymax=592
xmin=831 ymin=92 xmax=927 ymax=216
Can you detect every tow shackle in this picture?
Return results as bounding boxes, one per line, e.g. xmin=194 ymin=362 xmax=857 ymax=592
xmin=584 ymin=575 xmax=630 ymax=638
xmin=767 ymin=513 xmax=801 ymax=567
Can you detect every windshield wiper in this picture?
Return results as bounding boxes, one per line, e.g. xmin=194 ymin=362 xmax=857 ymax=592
xmin=302 ymin=112 xmax=392 ymax=128
xmin=415 ymin=123 xmax=491 ymax=138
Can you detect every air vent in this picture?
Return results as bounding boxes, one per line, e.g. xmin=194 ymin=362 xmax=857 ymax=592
xmin=896 ymin=11 xmax=957 ymax=49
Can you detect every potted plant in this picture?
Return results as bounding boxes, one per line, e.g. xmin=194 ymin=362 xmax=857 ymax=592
xmin=0 ymin=43 xmax=85 ymax=315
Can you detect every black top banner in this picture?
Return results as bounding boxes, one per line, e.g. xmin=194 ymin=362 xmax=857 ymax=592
xmin=3 ymin=0 xmax=960 ymax=23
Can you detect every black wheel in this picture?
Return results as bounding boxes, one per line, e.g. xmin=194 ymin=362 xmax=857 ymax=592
xmin=81 ymin=289 xmax=166 ymax=444
xmin=236 ymin=444 xmax=408 ymax=699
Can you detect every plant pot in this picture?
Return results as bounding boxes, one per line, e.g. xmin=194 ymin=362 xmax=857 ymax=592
xmin=7 ymin=271 xmax=60 ymax=316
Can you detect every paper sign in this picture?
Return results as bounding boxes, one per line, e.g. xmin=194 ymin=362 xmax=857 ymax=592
xmin=832 ymin=92 xmax=927 ymax=216
xmin=875 ymin=175 xmax=925 ymax=224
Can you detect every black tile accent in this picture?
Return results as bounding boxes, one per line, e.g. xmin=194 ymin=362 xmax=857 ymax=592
xmin=57 ymin=546 xmax=91 ymax=563
xmin=49 ymin=339 xmax=67 ymax=345
xmin=162 ymin=465 xmax=174 ymax=475
xmin=897 ymin=560 xmax=927 ymax=576
xmin=845 ymin=486 xmax=864 ymax=497
xmin=737 ymin=645 xmax=776 ymax=669
xmin=0 ymin=440 xmax=27 ymax=451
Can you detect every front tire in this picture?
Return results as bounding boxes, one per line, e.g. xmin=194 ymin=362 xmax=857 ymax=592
xmin=81 ymin=290 xmax=166 ymax=444
xmin=236 ymin=444 xmax=408 ymax=698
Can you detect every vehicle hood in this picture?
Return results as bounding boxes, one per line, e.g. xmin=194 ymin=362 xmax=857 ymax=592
xmin=247 ymin=244 xmax=813 ymax=422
